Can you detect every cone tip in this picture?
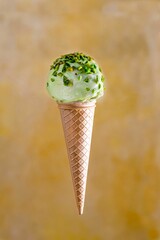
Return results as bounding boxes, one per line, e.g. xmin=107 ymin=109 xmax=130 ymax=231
xmin=78 ymin=206 xmax=84 ymax=215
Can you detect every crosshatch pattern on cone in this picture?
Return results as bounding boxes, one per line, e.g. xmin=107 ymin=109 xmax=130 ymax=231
xmin=58 ymin=102 xmax=95 ymax=214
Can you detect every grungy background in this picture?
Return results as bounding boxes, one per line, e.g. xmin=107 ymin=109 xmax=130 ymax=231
xmin=0 ymin=0 xmax=160 ymax=240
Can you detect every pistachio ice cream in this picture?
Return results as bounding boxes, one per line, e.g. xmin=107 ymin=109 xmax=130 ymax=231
xmin=46 ymin=52 xmax=105 ymax=103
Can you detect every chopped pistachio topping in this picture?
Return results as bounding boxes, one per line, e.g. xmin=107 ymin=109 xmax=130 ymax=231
xmin=84 ymin=77 xmax=89 ymax=83
xmin=51 ymin=78 xmax=55 ymax=82
xmin=78 ymin=75 xmax=82 ymax=81
xmin=63 ymin=76 xmax=73 ymax=86
xmin=78 ymin=66 xmax=82 ymax=70
xmin=94 ymin=76 xmax=99 ymax=84
xmin=50 ymin=65 xmax=54 ymax=70
xmin=98 ymin=83 xmax=101 ymax=89
xmin=86 ymin=87 xmax=90 ymax=91
xmin=58 ymin=72 xmax=63 ymax=77
xmin=47 ymin=82 xmax=49 ymax=87
xmin=67 ymin=67 xmax=73 ymax=71
xmin=62 ymin=65 xmax=66 ymax=73
xmin=50 ymin=53 xmax=98 ymax=75
xmin=52 ymin=71 xmax=57 ymax=76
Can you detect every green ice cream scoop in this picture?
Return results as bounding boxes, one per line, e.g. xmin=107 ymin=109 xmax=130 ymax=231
xmin=46 ymin=52 xmax=105 ymax=103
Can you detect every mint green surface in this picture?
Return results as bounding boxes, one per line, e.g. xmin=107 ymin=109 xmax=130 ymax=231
xmin=46 ymin=53 xmax=105 ymax=103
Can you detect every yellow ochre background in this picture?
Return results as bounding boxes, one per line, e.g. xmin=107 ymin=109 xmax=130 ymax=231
xmin=0 ymin=0 xmax=160 ymax=239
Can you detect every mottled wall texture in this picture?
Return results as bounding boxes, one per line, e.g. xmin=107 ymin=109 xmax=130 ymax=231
xmin=0 ymin=0 xmax=160 ymax=239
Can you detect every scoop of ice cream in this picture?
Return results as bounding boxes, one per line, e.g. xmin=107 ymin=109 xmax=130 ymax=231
xmin=46 ymin=52 xmax=105 ymax=103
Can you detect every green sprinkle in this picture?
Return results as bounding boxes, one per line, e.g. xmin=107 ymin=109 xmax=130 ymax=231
xmin=50 ymin=65 xmax=54 ymax=70
xmin=78 ymin=75 xmax=82 ymax=81
xmin=84 ymin=77 xmax=89 ymax=83
xmin=68 ymin=81 xmax=73 ymax=86
xmin=52 ymin=71 xmax=57 ymax=76
xmin=92 ymin=89 xmax=95 ymax=94
xmin=98 ymin=83 xmax=101 ymax=89
xmin=80 ymin=55 xmax=84 ymax=60
xmin=86 ymin=69 xmax=91 ymax=74
xmin=62 ymin=65 xmax=67 ymax=73
xmin=47 ymin=82 xmax=49 ymax=87
xmin=58 ymin=72 xmax=63 ymax=77
xmin=63 ymin=76 xmax=73 ymax=86
xmin=90 ymin=64 xmax=96 ymax=73
xmin=91 ymin=68 xmax=96 ymax=73
xmin=101 ymin=76 xmax=104 ymax=82
xmin=58 ymin=61 xmax=63 ymax=65
xmin=86 ymin=87 xmax=90 ymax=91
xmin=78 ymin=66 xmax=82 ymax=70
xmin=72 ymin=66 xmax=76 ymax=70
xmin=65 ymin=62 xmax=70 ymax=68
xmin=67 ymin=67 xmax=73 ymax=71
xmin=84 ymin=66 xmax=88 ymax=72
xmin=55 ymin=64 xmax=60 ymax=71
xmin=91 ymin=64 xmax=94 ymax=67
xmin=94 ymin=76 xmax=99 ymax=84
xmin=63 ymin=76 xmax=69 ymax=86
xmin=51 ymin=78 xmax=55 ymax=82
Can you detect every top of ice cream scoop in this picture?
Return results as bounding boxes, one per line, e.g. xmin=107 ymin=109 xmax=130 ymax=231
xmin=46 ymin=52 xmax=105 ymax=103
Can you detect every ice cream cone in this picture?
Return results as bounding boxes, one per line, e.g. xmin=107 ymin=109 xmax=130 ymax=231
xmin=58 ymin=101 xmax=96 ymax=215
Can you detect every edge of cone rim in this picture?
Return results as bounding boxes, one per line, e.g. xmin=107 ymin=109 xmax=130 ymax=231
xmin=58 ymin=101 xmax=96 ymax=109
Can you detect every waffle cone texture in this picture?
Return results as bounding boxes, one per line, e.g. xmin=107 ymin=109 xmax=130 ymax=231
xmin=58 ymin=101 xmax=96 ymax=215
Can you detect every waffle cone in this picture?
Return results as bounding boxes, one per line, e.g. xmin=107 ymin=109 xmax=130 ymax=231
xmin=58 ymin=101 xmax=96 ymax=215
